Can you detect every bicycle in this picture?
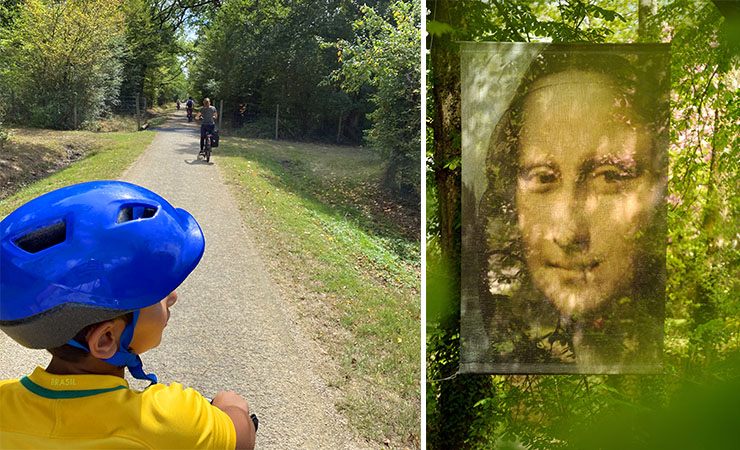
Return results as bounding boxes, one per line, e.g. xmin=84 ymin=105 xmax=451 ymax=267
xmin=198 ymin=128 xmax=214 ymax=163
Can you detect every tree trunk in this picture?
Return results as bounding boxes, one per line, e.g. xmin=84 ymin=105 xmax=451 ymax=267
xmin=428 ymin=2 xmax=495 ymax=449
xmin=430 ymin=0 xmax=462 ymax=264
xmin=337 ymin=111 xmax=343 ymax=143
xmin=638 ymin=0 xmax=656 ymax=39
xmin=136 ymin=93 xmax=141 ymax=131
xmin=275 ymin=104 xmax=279 ymax=140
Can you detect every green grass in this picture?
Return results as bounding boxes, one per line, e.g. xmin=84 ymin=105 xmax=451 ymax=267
xmin=217 ymin=137 xmax=421 ymax=448
xmin=0 ymin=131 xmax=155 ymax=217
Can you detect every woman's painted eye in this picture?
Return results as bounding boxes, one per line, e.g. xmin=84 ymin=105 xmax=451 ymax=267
xmin=594 ymin=168 xmax=623 ymax=182
xmin=591 ymin=165 xmax=636 ymax=193
xmin=519 ymin=166 xmax=559 ymax=193
xmin=534 ymin=172 xmax=557 ymax=184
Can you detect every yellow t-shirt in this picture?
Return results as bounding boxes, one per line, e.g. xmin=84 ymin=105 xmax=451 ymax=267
xmin=0 ymin=367 xmax=236 ymax=449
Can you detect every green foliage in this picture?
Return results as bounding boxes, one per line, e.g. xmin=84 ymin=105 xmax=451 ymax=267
xmin=487 ymin=0 xmax=627 ymax=43
xmin=0 ymin=100 xmax=8 ymax=149
xmin=566 ymin=356 xmax=740 ymax=449
xmin=188 ymin=0 xmax=369 ymax=142
xmin=427 ymin=0 xmax=627 ymax=43
xmin=0 ymin=123 xmax=10 ymax=150
xmin=0 ymin=0 xmax=208 ymax=127
xmin=0 ymin=0 xmax=21 ymax=31
xmin=1 ymin=0 xmax=125 ymax=129
xmin=328 ymin=0 xmax=421 ymax=196
xmin=652 ymin=0 xmax=740 ymax=371
xmin=427 ymin=0 xmax=740 ymax=448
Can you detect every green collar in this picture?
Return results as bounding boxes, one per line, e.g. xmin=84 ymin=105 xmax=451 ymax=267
xmin=20 ymin=376 xmax=128 ymax=399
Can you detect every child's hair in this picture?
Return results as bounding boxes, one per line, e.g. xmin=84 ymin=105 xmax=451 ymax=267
xmin=47 ymin=313 xmax=134 ymax=363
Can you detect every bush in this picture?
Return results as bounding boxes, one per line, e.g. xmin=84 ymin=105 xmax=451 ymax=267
xmin=0 ymin=106 xmax=10 ymax=149
xmin=0 ymin=123 xmax=10 ymax=150
xmin=236 ymin=117 xmax=278 ymax=139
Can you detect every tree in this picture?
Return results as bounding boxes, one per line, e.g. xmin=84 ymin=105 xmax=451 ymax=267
xmin=118 ymin=0 xmax=213 ymax=108
xmin=426 ymin=2 xmax=498 ymax=447
xmin=3 ymin=0 xmax=125 ymax=129
xmin=638 ymin=0 xmax=656 ymax=38
xmin=328 ymin=0 xmax=421 ymax=199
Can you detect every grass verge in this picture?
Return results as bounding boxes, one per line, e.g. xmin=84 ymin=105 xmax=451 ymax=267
xmin=0 ymin=131 xmax=155 ymax=217
xmin=216 ymin=137 xmax=421 ymax=448
xmin=79 ymin=103 xmax=173 ymax=132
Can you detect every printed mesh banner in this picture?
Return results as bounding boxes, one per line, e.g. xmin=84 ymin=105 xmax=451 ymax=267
xmin=460 ymin=43 xmax=670 ymax=374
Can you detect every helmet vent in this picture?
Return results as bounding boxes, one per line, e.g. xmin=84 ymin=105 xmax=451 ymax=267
xmin=117 ymin=205 xmax=158 ymax=224
xmin=14 ymin=221 xmax=67 ymax=254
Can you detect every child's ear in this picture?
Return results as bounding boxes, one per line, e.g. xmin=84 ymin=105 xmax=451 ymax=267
xmin=86 ymin=319 xmax=126 ymax=359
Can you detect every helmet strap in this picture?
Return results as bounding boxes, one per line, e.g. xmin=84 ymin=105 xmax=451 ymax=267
xmin=65 ymin=310 xmax=158 ymax=385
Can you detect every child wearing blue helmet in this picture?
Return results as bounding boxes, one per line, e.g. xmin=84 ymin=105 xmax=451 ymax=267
xmin=0 ymin=181 xmax=255 ymax=449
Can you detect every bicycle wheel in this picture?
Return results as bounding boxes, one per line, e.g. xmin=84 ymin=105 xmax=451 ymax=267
xmin=205 ymin=137 xmax=211 ymax=163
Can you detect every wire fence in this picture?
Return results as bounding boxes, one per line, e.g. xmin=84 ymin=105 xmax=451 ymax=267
xmin=114 ymin=95 xmax=146 ymax=116
xmin=219 ymin=101 xmax=365 ymax=145
xmin=111 ymin=94 xmax=147 ymax=130
xmin=3 ymin=91 xmax=368 ymax=142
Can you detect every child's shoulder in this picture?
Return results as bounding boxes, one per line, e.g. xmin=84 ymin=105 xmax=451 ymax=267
xmin=143 ymin=381 xmax=204 ymax=401
xmin=0 ymin=377 xmax=21 ymax=390
xmin=137 ymin=381 xmax=215 ymax=416
xmin=134 ymin=382 xmax=236 ymax=448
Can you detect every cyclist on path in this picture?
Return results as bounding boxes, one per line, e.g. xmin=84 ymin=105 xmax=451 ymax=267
xmin=186 ymin=97 xmax=195 ymax=121
xmin=195 ymin=98 xmax=218 ymax=155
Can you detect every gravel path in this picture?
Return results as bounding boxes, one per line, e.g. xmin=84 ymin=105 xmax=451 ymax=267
xmin=0 ymin=113 xmax=374 ymax=449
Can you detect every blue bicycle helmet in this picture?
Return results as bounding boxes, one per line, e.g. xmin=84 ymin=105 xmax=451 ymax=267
xmin=0 ymin=181 xmax=205 ymax=383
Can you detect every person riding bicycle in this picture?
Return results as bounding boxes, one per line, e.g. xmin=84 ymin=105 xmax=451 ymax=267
xmin=186 ymin=96 xmax=195 ymax=120
xmin=176 ymin=98 xmax=181 ymax=110
xmin=195 ymin=97 xmax=218 ymax=156
xmin=0 ymin=181 xmax=256 ymax=450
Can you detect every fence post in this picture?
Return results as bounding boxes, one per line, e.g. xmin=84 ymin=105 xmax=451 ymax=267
xmin=337 ymin=111 xmax=343 ymax=143
xmin=73 ymin=104 xmax=78 ymax=130
xmin=135 ymin=94 xmax=141 ymax=131
xmin=219 ymin=99 xmax=223 ymax=130
xmin=275 ymin=104 xmax=279 ymax=140
xmin=143 ymin=98 xmax=147 ymax=127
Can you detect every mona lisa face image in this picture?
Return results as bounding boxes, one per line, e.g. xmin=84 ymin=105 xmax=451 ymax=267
xmin=460 ymin=43 xmax=668 ymax=374
xmin=515 ymin=70 xmax=662 ymax=317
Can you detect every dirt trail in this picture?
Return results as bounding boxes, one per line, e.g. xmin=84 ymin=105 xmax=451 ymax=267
xmin=0 ymin=113 xmax=375 ymax=449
